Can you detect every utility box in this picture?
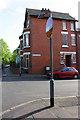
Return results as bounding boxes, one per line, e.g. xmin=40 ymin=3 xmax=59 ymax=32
xmin=45 ymin=66 xmax=51 ymax=73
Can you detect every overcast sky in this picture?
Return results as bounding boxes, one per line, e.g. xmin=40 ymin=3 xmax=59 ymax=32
xmin=0 ymin=0 xmax=80 ymax=52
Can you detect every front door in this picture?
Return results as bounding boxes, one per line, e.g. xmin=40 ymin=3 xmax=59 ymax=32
xmin=66 ymin=55 xmax=71 ymax=67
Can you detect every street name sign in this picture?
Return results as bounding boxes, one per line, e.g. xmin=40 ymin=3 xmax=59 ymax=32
xmin=46 ymin=17 xmax=53 ymax=37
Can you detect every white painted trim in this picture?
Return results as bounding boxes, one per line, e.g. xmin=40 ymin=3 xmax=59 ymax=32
xmin=23 ymin=46 xmax=30 ymax=49
xmin=61 ymin=31 xmax=68 ymax=34
xmin=71 ymin=34 xmax=75 ymax=36
xmin=23 ymin=67 xmax=28 ymax=70
xmin=62 ymin=45 xmax=69 ymax=48
xmin=23 ymin=52 xmax=30 ymax=56
xmin=71 ymin=44 xmax=76 ymax=46
xmin=20 ymin=50 xmax=23 ymax=52
xmin=60 ymin=52 xmax=76 ymax=54
xmin=20 ymin=55 xmax=23 ymax=57
xmin=23 ymin=31 xmax=30 ymax=35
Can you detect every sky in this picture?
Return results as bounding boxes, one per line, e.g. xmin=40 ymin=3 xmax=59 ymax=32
xmin=0 ymin=0 xmax=80 ymax=52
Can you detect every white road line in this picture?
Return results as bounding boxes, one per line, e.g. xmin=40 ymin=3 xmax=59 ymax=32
xmin=54 ymin=79 xmax=78 ymax=82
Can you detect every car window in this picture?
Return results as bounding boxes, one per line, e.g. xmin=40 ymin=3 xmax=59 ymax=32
xmin=61 ymin=68 xmax=69 ymax=72
xmin=68 ymin=68 xmax=74 ymax=71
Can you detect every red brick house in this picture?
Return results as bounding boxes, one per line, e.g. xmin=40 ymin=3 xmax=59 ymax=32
xmin=19 ymin=8 xmax=78 ymax=74
xmin=76 ymin=28 xmax=80 ymax=73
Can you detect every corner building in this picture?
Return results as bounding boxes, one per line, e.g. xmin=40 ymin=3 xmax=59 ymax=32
xmin=19 ymin=8 xmax=78 ymax=74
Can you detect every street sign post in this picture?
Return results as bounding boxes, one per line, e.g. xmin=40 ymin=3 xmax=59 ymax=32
xmin=46 ymin=15 xmax=54 ymax=107
xmin=46 ymin=17 xmax=53 ymax=38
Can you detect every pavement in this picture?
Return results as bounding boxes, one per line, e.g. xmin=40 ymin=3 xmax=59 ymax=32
xmin=1 ymin=96 xmax=80 ymax=119
xmin=1 ymin=67 xmax=80 ymax=119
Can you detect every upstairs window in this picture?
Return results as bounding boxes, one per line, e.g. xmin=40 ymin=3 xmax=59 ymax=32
xmin=26 ymin=34 xmax=29 ymax=46
xmin=62 ymin=34 xmax=68 ymax=46
xmin=71 ymin=22 xmax=74 ymax=31
xmin=71 ymin=34 xmax=75 ymax=46
xmin=62 ymin=21 xmax=67 ymax=30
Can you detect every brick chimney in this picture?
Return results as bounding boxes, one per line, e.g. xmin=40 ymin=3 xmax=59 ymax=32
xmin=41 ymin=8 xmax=51 ymax=17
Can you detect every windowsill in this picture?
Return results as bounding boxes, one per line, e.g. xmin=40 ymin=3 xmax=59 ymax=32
xmin=71 ymin=29 xmax=75 ymax=31
xmin=72 ymin=62 xmax=76 ymax=64
xmin=60 ymin=62 xmax=64 ymax=65
xmin=62 ymin=29 xmax=67 ymax=31
xmin=23 ymin=67 xmax=28 ymax=70
xmin=62 ymin=45 xmax=69 ymax=48
xmin=23 ymin=46 xmax=30 ymax=49
xmin=72 ymin=44 xmax=76 ymax=46
xmin=20 ymin=50 xmax=23 ymax=51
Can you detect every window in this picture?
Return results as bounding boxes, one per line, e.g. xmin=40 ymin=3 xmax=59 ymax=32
xmin=27 ymin=20 xmax=30 ymax=28
xmin=60 ymin=54 xmax=64 ymax=64
xmin=26 ymin=34 xmax=29 ymax=46
xmin=72 ymin=54 xmax=76 ymax=64
xmin=20 ymin=41 xmax=23 ymax=50
xmin=26 ymin=55 xmax=29 ymax=68
xmin=62 ymin=34 xmax=68 ymax=46
xmin=68 ymin=68 xmax=74 ymax=71
xmin=71 ymin=22 xmax=74 ymax=31
xmin=61 ymin=68 xmax=69 ymax=72
xmin=71 ymin=35 xmax=75 ymax=45
xmin=62 ymin=21 xmax=67 ymax=30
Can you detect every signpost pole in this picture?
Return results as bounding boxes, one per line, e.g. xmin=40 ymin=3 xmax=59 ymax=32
xmin=46 ymin=13 xmax=54 ymax=107
xmin=50 ymin=35 xmax=54 ymax=107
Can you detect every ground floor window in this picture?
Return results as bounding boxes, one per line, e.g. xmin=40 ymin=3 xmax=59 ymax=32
xmin=26 ymin=55 xmax=29 ymax=68
xmin=72 ymin=54 xmax=76 ymax=64
xmin=60 ymin=54 xmax=64 ymax=64
xmin=23 ymin=53 xmax=30 ymax=69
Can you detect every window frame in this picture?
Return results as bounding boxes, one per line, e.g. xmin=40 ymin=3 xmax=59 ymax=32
xmin=62 ymin=21 xmax=67 ymax=30
xmin=71 ymin=34 xmax=76 ymax=46
xmin=72 ymin=54 xmax=76 ymax=64
xmin=71 ymin=22 xmax=74 ymax=31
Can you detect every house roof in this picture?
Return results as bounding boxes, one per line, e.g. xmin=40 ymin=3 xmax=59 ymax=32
xmin=26 ymin=8 xmax=77 ymax=21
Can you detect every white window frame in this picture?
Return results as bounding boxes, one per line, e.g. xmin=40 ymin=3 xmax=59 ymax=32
xmin=23 ymin=52 xmax=30 ymax=69
xmin=60 ymin=54 xmax=64 ymax=64
xmin=60 ymin=52 xmax=76 ymax=64
xmin=61 ymin=32 xmax=68 ymax=47
xmin=26 ymin=55 xmax=29 ymax=68
xmin=26 ymin=34 xmax=29 ymax=46
xmin=72 ymin=54 xmax=76 ymax=64
xmin=71 ymin=22 xmax=74 ymax=31
xmin=23 ymin=31 xmax=30 ymax=48
xmin=71 ymin=34 xmax=76 ymax=46
xmin=62 ymin=21 xmax=67 ymax=30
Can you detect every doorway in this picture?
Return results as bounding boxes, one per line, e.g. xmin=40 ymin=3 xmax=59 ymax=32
xmin=66 ymin=55 xmax=71 ymax=67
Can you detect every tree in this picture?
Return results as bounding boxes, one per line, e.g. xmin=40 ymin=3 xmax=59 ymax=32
xmin=10 ymin=49 xmax=18 ymax=62
xmin=0 ymin=39 xmax=11 ymax=64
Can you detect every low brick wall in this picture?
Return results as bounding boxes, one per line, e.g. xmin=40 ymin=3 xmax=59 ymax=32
xmin=10 ymin=67 xmax=20 ymax=74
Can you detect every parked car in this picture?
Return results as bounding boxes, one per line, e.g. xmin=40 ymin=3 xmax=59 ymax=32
xmin=4 ymin=64 xmax=10 ymax=68
xmin=47 ymin=67 xmax=79 ymax=79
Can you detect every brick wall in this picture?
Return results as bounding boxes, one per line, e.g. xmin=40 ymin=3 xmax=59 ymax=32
xmin=27 ymin=17 xmax=77 ymax=74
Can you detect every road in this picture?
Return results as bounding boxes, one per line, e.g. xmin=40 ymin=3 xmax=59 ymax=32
xmin=1 ymin=75 xmax=78 ymax=112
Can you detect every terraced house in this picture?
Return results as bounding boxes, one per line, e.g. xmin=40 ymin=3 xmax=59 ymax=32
xmin=19 ymin=8 xmax=79 ymax=74
xmin=77 ymin=28 xmax=80 ymax=73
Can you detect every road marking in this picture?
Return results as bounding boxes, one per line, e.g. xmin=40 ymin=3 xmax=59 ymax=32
xmin=0 ymin=95 xmax=80 ymax=116
xmin=54 ymin=79 xmax=78 ymax=82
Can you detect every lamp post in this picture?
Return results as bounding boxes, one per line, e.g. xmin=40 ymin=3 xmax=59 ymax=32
xmin=46 ymin=14 xmax=54 ymax=107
